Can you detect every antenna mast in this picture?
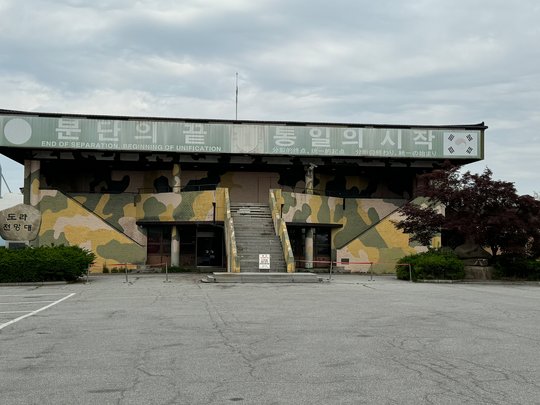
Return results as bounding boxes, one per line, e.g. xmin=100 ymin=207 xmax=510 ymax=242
xmin=235 ymin=72 xmax=238 ymax=120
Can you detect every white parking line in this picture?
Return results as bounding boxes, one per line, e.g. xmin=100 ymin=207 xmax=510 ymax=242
xmin=0 ymin=311 xmax=33 ymax=314
xmin=0 ymin=293 xmax=76 ymax=331
xmin=0 ymin=301 xmax=56 ymax=305
xmin=0 ymin=294 xmax=71 ymax=297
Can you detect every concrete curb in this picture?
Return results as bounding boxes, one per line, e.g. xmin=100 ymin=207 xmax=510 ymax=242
xmin=0 ymin=281 xmax=70 ymax=287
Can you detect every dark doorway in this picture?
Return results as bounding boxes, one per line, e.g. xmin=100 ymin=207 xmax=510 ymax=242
xmin=146 ymin=226 xmax=171 ymax=266
xmin=196 ymin=226 xmax=223 ymax=267
xmin=145 ymin=224 xmax=224 ymax=268
xmin=175 ymin=224 xmax=224 ymax=268
xmin=287 ymin=226 xmax=331 ymax=269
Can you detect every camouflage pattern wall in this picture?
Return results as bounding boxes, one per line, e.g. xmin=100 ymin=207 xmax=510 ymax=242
xmin=275 ymin=190 xmax=437 ymax=273
xmin=26 ymin=158 xmax=431 ymax=273
xmin=34 ymin=188 xmax=225 ymax=271
xmin=36 ymin=189 xmax=147 ymax=271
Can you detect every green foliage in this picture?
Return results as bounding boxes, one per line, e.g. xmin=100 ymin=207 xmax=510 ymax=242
xmin=110 ymin=266 xmax=130 ymax=273
xmin=396 ymin=250 xmax=465 ymax=281
xmin=0 ymin=245 xmax=95 ymax=282
xmin=493 ymin=255 xmax=540 ymax=281
xmin=164 ymin=266 xmax=193 ymax=273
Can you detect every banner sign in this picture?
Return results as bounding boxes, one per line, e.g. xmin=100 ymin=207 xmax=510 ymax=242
xmin=1 ymin=115 xmax=483 ymax=159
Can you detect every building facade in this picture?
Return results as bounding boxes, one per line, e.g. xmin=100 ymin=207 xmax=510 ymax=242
xmin=0 ymin=109 xmax=486 ymax=273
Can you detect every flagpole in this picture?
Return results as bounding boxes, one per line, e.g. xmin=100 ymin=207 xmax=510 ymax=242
xmin=235 ymin=72 xmax=238 ymax=121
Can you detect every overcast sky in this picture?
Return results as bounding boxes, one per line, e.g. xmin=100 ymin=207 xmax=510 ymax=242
xmin=1 ymin=0 xmax=539 ymax=196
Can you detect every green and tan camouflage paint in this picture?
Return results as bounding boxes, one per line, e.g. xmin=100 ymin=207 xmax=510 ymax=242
xmin=26 ymin=161 xmax=433 ymax=274
xmin=136 ymin=189 xmax=225 ymax=222
xmin=71 ymin=193 xmax=145 ymax=244
xmin=32 ymin=182 xmax=227 ymax=272
xmin=37 ymin=189 xmax=146 ymax=271
xmin=269 ymin=189 xmax=295 ymax=273
xmin=276 ymin=190 xmax=435 ymax=273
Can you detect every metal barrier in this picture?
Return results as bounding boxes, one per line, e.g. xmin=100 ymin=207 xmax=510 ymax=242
xmin=395 ymin=263 xmax=413 ymax=282
xmin=107 ymin=263 xmax=169 ymax=283
xmin=137 ymin=184 xmax=219 ymax=193
xmin=295 ymin=259 xmax=374 ymax=281
xmin=295 ymin=259 xmax=414 ymax=282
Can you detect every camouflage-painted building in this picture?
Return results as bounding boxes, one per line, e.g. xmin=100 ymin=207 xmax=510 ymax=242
xmin=0 ymin=109 xmax=486 ymax=273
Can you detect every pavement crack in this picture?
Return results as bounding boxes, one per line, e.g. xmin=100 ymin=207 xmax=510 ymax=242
xmin=202 ymin=290 xmax=258 ymax=381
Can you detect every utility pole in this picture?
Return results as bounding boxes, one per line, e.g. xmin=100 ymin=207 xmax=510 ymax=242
xmin=0 ymin=163 xmax=13 ymax=197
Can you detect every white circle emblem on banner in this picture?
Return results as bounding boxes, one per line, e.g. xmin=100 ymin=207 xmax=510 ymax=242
xmin=4 ymin=118 xmax=32 ymax=145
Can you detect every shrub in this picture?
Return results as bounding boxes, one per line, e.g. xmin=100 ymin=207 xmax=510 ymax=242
xmin=0 ymin=245 xmax=95 ymax=282
xmin=396 ymin=250 xmax=465 ymax=281
xmin=163 ymin=266 xmax=192 ymax=273
xmin=493 ymin=255 xmax=540 ymax=281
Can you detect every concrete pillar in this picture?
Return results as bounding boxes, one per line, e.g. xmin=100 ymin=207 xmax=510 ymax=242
xmin=24 ymin=160 xmax=41 ymax=206
xmin=305 ymin=163 xmax=315 ymax=194
xmin=304 ymin=163 xmax=316 ymax=270
xmin=171 ymin=225 xmax=180 ymax=267
xmin=172 ymin=163 xmax=181 ymax=193
xmin=171 ymin=164 xmax=181 ymax=266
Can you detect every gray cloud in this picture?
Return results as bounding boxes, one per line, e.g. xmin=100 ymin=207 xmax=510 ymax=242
xmin=1 ymin=0 xmax=540 ymax=195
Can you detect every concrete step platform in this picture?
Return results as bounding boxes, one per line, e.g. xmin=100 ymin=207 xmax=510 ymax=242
xmin=202 ymin=272 xmax=322 ymax=283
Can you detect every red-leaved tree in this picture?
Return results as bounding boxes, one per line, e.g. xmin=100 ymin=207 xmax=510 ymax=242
xmin=395 ymin=164 xmax=540 ymax=257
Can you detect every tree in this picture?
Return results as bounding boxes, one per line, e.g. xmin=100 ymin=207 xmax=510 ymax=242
xmin=395 ymin=164 xmax=540 ymax=257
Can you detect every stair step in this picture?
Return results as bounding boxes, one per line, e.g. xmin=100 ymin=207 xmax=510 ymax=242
xmin=207 ymin=273 xmax=322 ymax=283
xmin=230 ymin=202 xmax=289 ymax=272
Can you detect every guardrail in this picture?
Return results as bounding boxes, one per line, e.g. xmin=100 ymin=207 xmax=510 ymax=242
xmin=295 ymin=259 xmax=374 ymax=280
xmin=104 ymin=262 xmax=170 ymax=283
xmin=137 ymin=184 xmax=219 ymax=193
xmin=295 ymin=259 xmax=414 ymax=282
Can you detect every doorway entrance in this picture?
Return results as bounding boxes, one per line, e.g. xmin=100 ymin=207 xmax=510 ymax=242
xmin=145 ymin=224 xmax=224 ymax=268
xmin=287 ymin=226 xmax=332 ymax=269
xmin=146 ymin=226 xmax=171 ymax=266
xmin=195 ymin=227 xmax=223 ymax=267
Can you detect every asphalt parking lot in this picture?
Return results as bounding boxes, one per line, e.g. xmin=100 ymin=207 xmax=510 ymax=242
xmin=1 ymin=274 xmax=539 ymax=405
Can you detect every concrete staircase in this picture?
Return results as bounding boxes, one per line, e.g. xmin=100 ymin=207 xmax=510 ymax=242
xmin=230 ymin=203 xmax=287 ymax=272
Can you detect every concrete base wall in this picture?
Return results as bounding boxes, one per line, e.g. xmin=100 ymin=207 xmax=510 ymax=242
xmin=464 ymin=266 xmax=494 ymax=280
